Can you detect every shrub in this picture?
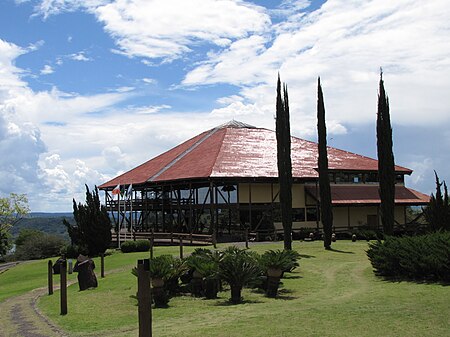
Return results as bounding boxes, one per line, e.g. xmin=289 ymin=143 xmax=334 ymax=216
xmin=121 ymin=240 xmax=150 ymax=253
xmin=14 ymin=232 xmax=67 ymax=260
xmin=135 ymin=240 xmax=151 ymax=252
xmin=367 ymin=232 xmax=450 ymax=282
xmin=61 ymin=244 xmax=88 ymax=259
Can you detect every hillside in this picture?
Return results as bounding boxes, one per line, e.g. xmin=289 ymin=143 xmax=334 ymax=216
xmin=11 ymin=213 xmax=74 ymax=240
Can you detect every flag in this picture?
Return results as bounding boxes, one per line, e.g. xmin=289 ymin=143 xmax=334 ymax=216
xmin=127 ymin=184 xmax=133 ymax=199
xmin=112 ymin=184 xmax=120 ymax=195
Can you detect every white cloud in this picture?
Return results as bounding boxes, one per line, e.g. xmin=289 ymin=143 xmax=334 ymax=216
xmin=183 ymin=0 xmax=450 ymax=128
xmin=69 ymin=51 xmax=91 ymax=61
xmin=40 ymin=64 xmax=54 ymax=75
xmin=94 ymin=0 xmax=270 ymax=61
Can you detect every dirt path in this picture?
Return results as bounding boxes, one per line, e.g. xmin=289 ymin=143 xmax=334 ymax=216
xmin=0 ymin=288 xmax=69 ymax=337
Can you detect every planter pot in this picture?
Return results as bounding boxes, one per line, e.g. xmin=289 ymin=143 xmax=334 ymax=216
xmin=204 ymin=278 xmax=219 ymax=299
xmin=267 ymin=267 xmax=283 ymax=278
xmin=152 ymin=277 xmax=164 ymax=288
xmin=266 ymin=276 xmax=281 ymax=298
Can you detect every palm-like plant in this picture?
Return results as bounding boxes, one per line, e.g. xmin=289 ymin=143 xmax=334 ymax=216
xmin=186 ymin=249 xmax=223 ymax=298
xmin=259 ymin=249 xmax=300 ymax=297
xmin=219 ymin=246 xmax=261 ymax=304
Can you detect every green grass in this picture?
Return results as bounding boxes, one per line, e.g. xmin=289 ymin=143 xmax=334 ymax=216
xmin=3 ymin=242 xmax=450 ymax=336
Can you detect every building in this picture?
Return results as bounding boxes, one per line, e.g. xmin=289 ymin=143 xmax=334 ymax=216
xmin=98 ymin=120 xmax=429 ymax=238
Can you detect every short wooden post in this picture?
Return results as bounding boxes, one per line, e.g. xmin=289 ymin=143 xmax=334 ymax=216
xmin=149 ymin=237 xmax=154 ymax=259
xmin=190 ymin=231 xmax=193 ymax=245
xmin=245 ymin=229 xmax=249 ymax=249
xmin=137 ymin=259 xmax=152 ymax=337
xmin=101 ymin=253 xmax=105 ymax=278
xmin=171 ymin=231 xmax=174 ymax=244
xmin=212 ymin=229 xmax=217 ymax=249
xmin=179 ymin=236 xmax=184 ymax=259
xmin=60 ymin=260 xmax=67 ymax=315
xmin=48 ymin=260 xmax=53 ymax=295
xmin=68 ymin=259 xmax=73 ymax=274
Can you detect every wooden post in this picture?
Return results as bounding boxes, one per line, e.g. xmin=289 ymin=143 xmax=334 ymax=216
xmin=179 ymin=236 xmax=184 ymax=259
xmin=60 ymin=260 xmax=67 ymax=315
xmin=137 ymin=259 xmax=152 ymax=337
xmin=171 ymin=231 xmax=174 ymax=244
xmin=149 ymin=236 xmax=154 ymax=259
xmin=212 ymin=229 xmax=217 ymax=249
xmin=245 ymin=229 xmax=249 ymax=249
xmin=101 ymin=253 xmax=105 ymax=278
xmin=190 ymin=231 xmax=193 ymax=245
xmin=68 ymin=259 xmax=73 ymax=274
xmin=48 ymin=260 xmax=53 ymax=295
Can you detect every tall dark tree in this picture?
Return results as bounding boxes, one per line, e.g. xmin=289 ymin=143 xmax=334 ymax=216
xmin=376 ymin=71 xmax=396 ymax=236
xmin=424 ymin=171 xmax=450 ymax=231
xmin=317 ymin=77 xmax=333 ymax=250
xmin=63 ymin=185 xmax=112 ymax=256
xmin=275 ymin=74 xmax=293 ymax=250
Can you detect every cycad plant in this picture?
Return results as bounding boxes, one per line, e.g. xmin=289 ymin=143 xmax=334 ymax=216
xmin=219 ymin=246 xmax=261 ymax=304
xmin=186 ymin=249 xmax=223 ymax=298
xmin=259 ymin=249 xmax=300 ymax=297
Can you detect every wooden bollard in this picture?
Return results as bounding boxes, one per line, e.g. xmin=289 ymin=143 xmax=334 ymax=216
xmin=245 ymin=229 xmax=249 ymax=249
xmin=101 ymin=253 xmax=105 ymax=278
xmin=60 ymin=260 xmax=67 ymax=315
xmin=190 ymin=232 xmax=193 ymax=245
xmin=212 ymin=230 xmax=217 ymax=249
xmin=170 ymin=231 xmax=174 ymax=244
xmin=48 ymin=260 xmax=53 ymax=295
xmin=137 ymin=259 xmax=152 ymax=337
xmin=149 ymin=237 xmax=154 ymax=259
xmin=179 ymin=236 xmax=184 ymax=259
xmin=68 ymin=259 xmax=73 ymax=274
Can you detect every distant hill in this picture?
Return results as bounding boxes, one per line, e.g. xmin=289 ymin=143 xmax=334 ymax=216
xmin=11 ymin=212 xmax=74 ymax=240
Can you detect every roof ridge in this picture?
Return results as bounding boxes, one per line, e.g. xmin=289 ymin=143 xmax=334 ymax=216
xmin=148 ymin=126 xmax=221 ymax=182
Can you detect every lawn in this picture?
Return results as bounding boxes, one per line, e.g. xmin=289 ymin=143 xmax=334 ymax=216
xmin=3 ymin=241 xmax=449 ymax=336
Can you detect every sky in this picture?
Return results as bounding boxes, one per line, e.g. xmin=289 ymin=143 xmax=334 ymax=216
xmin=0 ymin=0 xmax=449 ymax=212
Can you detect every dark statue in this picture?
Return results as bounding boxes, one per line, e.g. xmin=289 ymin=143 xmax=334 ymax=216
xmin=73 ymin=254 xmax=98 ymax=291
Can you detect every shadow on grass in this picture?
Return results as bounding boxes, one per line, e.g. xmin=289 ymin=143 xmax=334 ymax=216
xmin=327 ymin=248 xmax=355 ymax=254
xmin=282 ymin=274 xmax=302 ymax=279
xmin=378 ymin=275 xmax=450 ymax=286
xmin=213 ymin=298 xmax=264 ymax=306
xmin=299 ymin=254 xmax=315 ymax=259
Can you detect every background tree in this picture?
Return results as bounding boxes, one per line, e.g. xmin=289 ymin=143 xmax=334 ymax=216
xmin=275 ymin=74 xmax=293 ymax=250
xmin=14 ymin=228 xmax=66 ymax=261
xmin=424 ymin=172 xmax=449 ymax=231
xmin=376 ymin=71 xmax=395 ymax=236
xmin=317 ymin=78 xmax=333 ymax=249
xmin=63 ymin=185 xmax=112 ymax=256
xmin=0 ymin=193 xmax=29 ymax=257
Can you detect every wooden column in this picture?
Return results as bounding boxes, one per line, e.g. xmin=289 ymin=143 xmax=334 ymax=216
xmin=48 ymin=260 xmax=53 ymax=295
xmin=137 ymin=259 xmax=151 ymax=337
xmin=60 ymin=260 xmax=67 ymax=315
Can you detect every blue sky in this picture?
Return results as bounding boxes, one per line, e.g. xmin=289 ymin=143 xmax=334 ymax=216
xmin=1 ymin=0 xmax=449 ymax=212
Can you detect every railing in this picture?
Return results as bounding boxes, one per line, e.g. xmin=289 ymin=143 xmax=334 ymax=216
xmin=111 ymin=231 xmax=214 ymax=246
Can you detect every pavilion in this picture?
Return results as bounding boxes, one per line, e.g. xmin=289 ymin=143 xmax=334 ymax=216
xmin=98 ymin=120 xmax=429 ymax=239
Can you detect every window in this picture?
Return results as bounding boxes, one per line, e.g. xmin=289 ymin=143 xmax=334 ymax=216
xmin=306 ymin=207 xmax=319 ymax=222
xmin=293 ymin=208 xmax=306 ymax=222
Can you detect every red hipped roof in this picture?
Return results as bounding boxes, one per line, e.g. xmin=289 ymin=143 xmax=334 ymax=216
xmin=99 ymin=121 xmax=413 ymax=189
xmin=305 ymin=185 xmax=430 ymax=205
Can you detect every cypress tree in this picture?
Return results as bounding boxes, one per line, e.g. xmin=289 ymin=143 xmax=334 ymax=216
xmin=63 ymin=185 xmax=112 ymax=256
xmin=424 ymin=171 xmax=450 ymax=231
xmin=317 ymin=77 xmax=333 ymax=249
xmin=376 ymin=71 xmax=395 ymax=236
xmin=276 ymin=74 xmax=293 ymax=250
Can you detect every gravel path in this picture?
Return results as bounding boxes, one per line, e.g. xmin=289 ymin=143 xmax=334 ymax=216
xmin=0 ymin=288 xmax=68 ymax=337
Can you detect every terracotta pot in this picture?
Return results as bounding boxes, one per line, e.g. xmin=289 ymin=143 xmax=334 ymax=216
xmin=267 ymin=267 xmax=283 ymax=278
